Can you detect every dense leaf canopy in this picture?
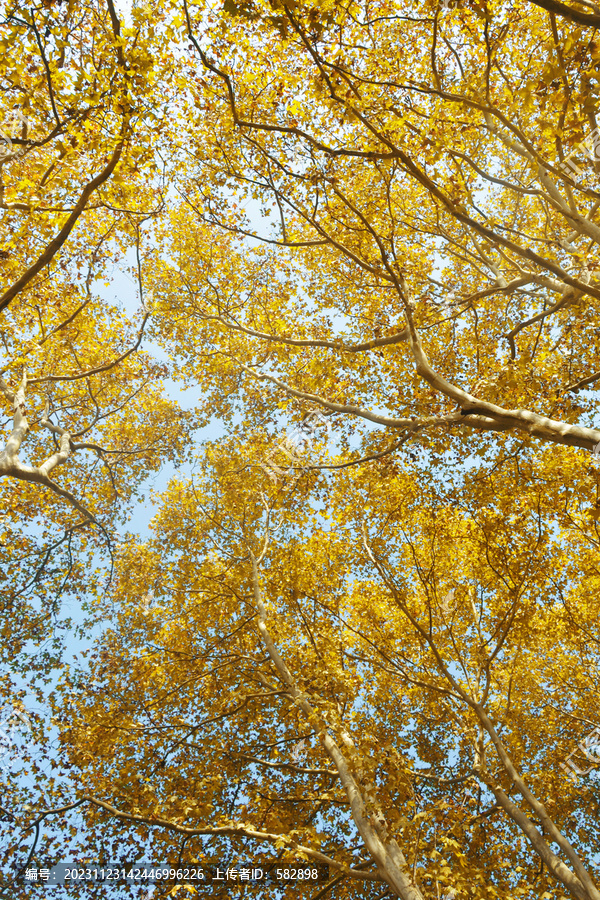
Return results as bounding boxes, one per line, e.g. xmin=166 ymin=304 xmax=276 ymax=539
xmin=1 ymin=0 xmax=600 ymax=897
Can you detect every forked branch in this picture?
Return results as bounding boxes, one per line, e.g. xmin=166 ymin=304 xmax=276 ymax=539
xmin=0 ymin=375 xmax=96 ymax=522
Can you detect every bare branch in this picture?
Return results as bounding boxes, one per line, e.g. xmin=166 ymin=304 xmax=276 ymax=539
xmin=72 ymin=795 xmax=383 ymax=880
xmin=0 ymin=120 xmax=129 ymax=314
xmin=525 ymin=0 xmax=600 ymax=27
xmin=0 ymin=376 xmax=97 ymax=521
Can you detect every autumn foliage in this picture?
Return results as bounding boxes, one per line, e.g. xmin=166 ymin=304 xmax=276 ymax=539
xmin=1 ymin=0 xmax=600 ymax=897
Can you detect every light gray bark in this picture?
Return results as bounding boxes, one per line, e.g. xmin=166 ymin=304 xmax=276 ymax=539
xmin=0 ymin=374 xmax=95 ymax=521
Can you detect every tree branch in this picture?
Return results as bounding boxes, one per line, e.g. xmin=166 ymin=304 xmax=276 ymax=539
xmin=0 ymin=120 xmax=129 ymax=314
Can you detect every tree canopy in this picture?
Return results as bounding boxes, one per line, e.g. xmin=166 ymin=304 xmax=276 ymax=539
xmin=1 ymin=0 xmax=600 ymax=897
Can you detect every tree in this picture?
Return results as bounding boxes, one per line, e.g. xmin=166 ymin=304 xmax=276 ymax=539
xmin=2 ymin=0 xmax=600 ymax=898
xmin=0 ymin=0 xmax=189 ymax=679
xmin=0 ymin=1 xmax=188 ymax=883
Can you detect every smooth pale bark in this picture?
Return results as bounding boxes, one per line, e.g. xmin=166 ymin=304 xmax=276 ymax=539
xmin=249 ymin=552 xmax=426 ymax=900
xmin=0 ymin=376 xmax=95 ymax=522
xmin=362 ymin=530 xmax=600 ymax=900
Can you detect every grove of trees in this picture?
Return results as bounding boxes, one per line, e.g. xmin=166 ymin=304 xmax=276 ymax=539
xmin=1 ymin=0 xmax=600 ymax=896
